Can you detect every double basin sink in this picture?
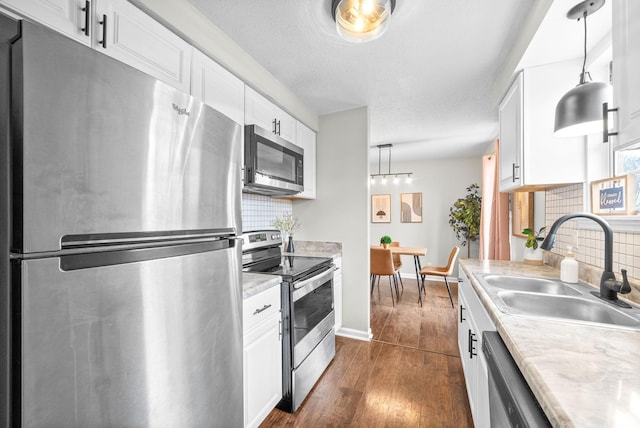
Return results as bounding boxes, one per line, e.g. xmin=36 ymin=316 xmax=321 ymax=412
xmin=474 ymin=273 xmax=640 ymax=330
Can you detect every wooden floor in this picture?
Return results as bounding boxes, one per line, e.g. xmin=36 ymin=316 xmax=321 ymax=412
xmin=260 ymin=276 xmax=473 ymax=427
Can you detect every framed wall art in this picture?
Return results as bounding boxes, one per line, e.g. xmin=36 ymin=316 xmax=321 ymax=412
xmin=371 ymin=194 xmax=391 ymax=223
xmin=591 ymin=174 xmax=637 ymax=216
xmin=400 ymin=192 xmax=422 ymax=223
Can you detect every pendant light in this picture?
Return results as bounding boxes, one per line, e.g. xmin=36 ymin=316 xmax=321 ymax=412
xmin=370 ymin=144 xmax=412 ymax=184
xmin=554 ymin=0 xmax=612 ymax=138
xmin=331 ymin=0 xmax=396 ymax=43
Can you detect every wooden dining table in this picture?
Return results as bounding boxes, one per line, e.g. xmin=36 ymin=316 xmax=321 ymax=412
xmin=371 ymin=245 xmax=428 ymax=290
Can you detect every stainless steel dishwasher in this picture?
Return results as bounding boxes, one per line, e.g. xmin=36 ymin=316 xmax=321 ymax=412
xmin=482 ymin=331 xmax=551 ymax=428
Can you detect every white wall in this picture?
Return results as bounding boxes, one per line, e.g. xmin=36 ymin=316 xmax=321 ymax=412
xmin=293 ymin=107 xmax=370 ymax=340
xmin=369 ymin=157 xmax=482 ymax=272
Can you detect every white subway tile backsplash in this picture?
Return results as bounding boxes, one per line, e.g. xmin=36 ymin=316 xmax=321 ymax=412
xmin=546 ymin=183 xmax=640 ymax=282
xmin=241 ymin=193 xmax=293 ymax=232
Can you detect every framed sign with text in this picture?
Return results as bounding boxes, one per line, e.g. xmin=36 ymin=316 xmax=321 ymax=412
xmin=590 ymin=175 xmax=637 ymax=216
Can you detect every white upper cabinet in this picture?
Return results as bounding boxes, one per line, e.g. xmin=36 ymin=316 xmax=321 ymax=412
xmin=612 ymin=0 xmax=640 ymax=149
xmin=245 ymin=86 xmax=296 ymax=143
xmin=294 ymin=121 xmax=317 ymax=199
xmin=191 ymin=49 xmax=244 ymax=124
xmin=94 ymin=0 xmax=191 ymax=93
xmin=498 ymin=61 xmax=586 ymax=192
xmin=0 ymin=0 xmax=92 ymax=46
xmin=1 ymin=0 xmax=192 ymax=92
xmin=498 ymin=72 xmax=523 ymax=191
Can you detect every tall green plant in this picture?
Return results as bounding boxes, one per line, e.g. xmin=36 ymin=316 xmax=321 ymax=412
xmin=448 ymin=183 xmax=482 ymax=258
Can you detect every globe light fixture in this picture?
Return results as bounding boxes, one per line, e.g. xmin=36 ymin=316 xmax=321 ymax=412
xmin=331 ymin=0 xmax=396 ymax=43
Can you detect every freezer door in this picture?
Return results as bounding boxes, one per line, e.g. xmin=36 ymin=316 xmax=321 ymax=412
xmin=11 ymin=21 xmax=242 ymax=254
xmin=15 ymin=243 xmax=243 ymax=427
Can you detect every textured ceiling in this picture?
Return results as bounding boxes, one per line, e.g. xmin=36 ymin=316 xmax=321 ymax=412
xmin=185 ymin=0 xmax=610 ymax=162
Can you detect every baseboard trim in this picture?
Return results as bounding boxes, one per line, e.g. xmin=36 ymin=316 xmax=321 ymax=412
xmin=336 ymin=327 xmax=372 ymax=342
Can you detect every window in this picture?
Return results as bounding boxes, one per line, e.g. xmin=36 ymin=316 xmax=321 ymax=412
xmin=614 ymin=145 xmax=640 ymax=213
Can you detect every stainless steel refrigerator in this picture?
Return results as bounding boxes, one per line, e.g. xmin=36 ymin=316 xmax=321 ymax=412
xmin=0 ymin=17 xmax=244 ymax=428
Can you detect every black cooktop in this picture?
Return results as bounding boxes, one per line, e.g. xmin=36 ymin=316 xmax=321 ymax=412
xmin=244 ymin=255 xmax=332 ymax=282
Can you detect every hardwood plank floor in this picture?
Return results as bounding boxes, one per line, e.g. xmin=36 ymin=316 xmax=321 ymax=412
xmin=260 ymin=276 xmax=473 ymax=427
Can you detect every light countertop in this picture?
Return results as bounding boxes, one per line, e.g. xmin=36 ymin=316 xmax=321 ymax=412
xmin=460 ymin=259 xmax=640 ymax=428
xmin=242 ymin=272 xmax=281 ymax=300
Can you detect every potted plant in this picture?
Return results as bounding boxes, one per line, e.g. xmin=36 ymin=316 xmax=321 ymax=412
xmin=380 ymin=235 xmax=392 ymax=249
xmin=522 ymin=226 xmax=546 ymax=265
xmin=448 ymin=183 xmax=482 ymax=258
xmin=273 ymin=213 xmax=300 ymax=253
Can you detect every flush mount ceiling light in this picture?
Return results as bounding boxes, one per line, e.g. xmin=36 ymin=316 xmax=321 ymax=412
xmin=331 ymin=0 xmax=396 ymax=43
xmin=554 ymin=0 xmax=612 ymax=138
xmin=371 ymin=144 xmax=412 ymax=184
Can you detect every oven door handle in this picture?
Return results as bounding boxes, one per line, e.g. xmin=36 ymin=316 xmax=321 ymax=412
xmin=292 ymin=266 xmax=336 ymax=302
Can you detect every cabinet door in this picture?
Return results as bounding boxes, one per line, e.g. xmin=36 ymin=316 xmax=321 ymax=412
xmin=612 ymin=0 xmax=640 ymax=149
xmin=295 ymin=121 xmax=317 ymax=199
xmin=94 ymin=0 xmax=191 ymax=92
xmin=243 ymin=312 xmax=282 ymax=428
xmin=191 ymin=49 xmax=244 ymax=124
xmin=498 ymin=72 xmax=523 ymax=191
xmin=275 ymin=106 xmax=296 ymax=143
xmin=245 ymin=86 xmax=277 ymax=133
xmin=0 ymin=0 xmax=91 ymax=46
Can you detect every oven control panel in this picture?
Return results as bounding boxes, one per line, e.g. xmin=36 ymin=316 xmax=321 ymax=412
xmin=241 ymin=230 xmax=282 ymax=251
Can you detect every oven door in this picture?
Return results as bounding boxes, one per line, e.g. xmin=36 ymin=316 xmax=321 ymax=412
xmin=291 ymin=266 xmax=335 ymax=368
xmin=244 ymin=124 xmax=304 ymax=196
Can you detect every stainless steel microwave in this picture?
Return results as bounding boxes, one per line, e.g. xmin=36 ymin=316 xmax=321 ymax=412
xmin=244 ymin=124 xmax=304 ymax=196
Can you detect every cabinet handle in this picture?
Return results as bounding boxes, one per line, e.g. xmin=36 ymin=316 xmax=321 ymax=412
xmin=272 ymin=118 xmax=277 ymax=134
xmin=99 ymin=14 xmax=107 ymax=49
xmin=276 ymin=120 xmax=281 ymax=136
xmin=512 ymin=163 xmax=520 ymax=181
xmin=81 ymin=1 xmax=90 ymax=37
xmin=468 ymin=329 xmax=477 ymax=359
xmin=253 ymin=303 xmax=271 ymax=315
xmin=278 ymin=319 xmax=282 ymax=340
xmin=460 ymin=305 xmax=466 ymax=323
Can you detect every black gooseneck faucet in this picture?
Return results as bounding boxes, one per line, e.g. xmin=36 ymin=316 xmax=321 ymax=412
xmin=540 ymin=212 xmax=632 ymax=308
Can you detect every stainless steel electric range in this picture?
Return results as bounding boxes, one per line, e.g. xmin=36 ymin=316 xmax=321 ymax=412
xmin=242 ymin=230 xmax=335 ymax=413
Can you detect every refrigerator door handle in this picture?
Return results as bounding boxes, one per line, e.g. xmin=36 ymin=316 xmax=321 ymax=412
xmin=59 ymin=237 xmax=237 ymax=271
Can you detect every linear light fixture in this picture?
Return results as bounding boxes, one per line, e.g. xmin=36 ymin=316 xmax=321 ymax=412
xmin=370 ymin=144 xmax=412 ymax=184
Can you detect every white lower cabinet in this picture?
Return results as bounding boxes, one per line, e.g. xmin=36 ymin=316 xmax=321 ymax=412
xmin=457 ymin=268 xmax=493 ymax=428
xmin=243 ymin=285 xmax=282 ymax=428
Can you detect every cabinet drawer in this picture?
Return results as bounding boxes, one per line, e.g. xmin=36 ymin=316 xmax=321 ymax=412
xmin=243 ymin=285 xmax=281 ymax=332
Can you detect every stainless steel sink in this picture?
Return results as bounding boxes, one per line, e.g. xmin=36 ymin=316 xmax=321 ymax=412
xmin=496 ymin=291 xmax=640 ymax=328
xmin=473 ymin=273 xmax=640 ymax=330
xmin=482 ymin=274 xmax=581 ymax=296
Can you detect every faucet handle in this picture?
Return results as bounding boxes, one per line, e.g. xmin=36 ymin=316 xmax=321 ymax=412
xmin=619 ymin=269 xmax=631 ymax=294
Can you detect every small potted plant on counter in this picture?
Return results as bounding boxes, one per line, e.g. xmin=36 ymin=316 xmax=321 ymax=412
xmin=380 ymin=235 xmax=392 ymax=249
xmin=522 ymin=226 xmax=546 ymax=265
xmin=273 ymin=213 xmax=300 ymax=253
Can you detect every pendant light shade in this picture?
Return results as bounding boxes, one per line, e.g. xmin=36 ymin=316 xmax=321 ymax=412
xmin=554 ymin=80 xmax=612 ymax=137
xmin=553 ymin=0 xmax=610 ymax=138
xmin=331 ymin=0 xmax=396 ymax=43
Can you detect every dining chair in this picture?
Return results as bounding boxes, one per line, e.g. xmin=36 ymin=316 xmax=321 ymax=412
xmin=418 ymin=246 xmax=460 ymax=307
xmin=370 ymin=247 xmax=400 ymax=306
xmin=389 ymin=242 xmax=404 ymax=290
